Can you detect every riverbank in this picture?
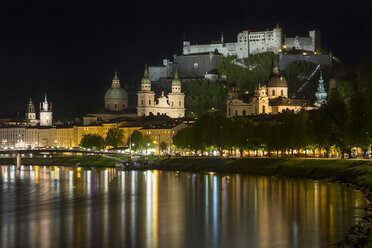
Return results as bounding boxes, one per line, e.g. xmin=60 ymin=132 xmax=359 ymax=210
xmin=0 ymin=155 xmax=127 ymax=167
xmin=153 ymin=157 xmax=372 ymax=189
xmin=152 ymin=157 xmax=372 ymax=247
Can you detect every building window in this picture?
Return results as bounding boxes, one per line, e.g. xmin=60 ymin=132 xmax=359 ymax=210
xmin=235 ymin=110 xmax=238 ymax=116
xmin=281 ymin=90 xmax=284 ymax=96
xmin=179 ymin=101 xmax=181 ymax=106
xmin=107 ymin=104 xmax=109 ymax=108
xmin=115 ymin=104 xmax=117 ymax=109
xmin=123 ymin=104 xmax=125 ymax=108
xmin=242 ymin=110 xmax=246 ymax=116
xmin=149 ymin=100 xmax=151 ymax=105
xmin=141 ymin=100 xmax=144 ymax=105
xmin=262 ymin=105 xmax=265 ymax=114
xmin=272 ymin=89 xmax=275 ymax=96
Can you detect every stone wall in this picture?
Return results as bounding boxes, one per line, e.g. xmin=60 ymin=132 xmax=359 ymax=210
xmin=279 ymin=53 xmax=332 ymax=70
xmin=174 ymin=53 xmax=222 ymax=78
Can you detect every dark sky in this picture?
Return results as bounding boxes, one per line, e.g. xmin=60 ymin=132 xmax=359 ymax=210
xmin=0 ymin=0 xmax=371 ymax=119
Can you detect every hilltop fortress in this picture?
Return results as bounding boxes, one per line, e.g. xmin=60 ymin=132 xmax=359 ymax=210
xmin=148 ymin=25 xmax=326 ymax=82
xmin=183 ymin=25 xmax=320 ymax=59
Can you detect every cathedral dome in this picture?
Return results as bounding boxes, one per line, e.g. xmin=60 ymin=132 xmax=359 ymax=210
xmin=267 ymin=75 xmax=287 ymax=87
xmin=267 ymin=65 xmax=287 ymax=87
xmin=104 ymin=88 xmax=128 ymax=100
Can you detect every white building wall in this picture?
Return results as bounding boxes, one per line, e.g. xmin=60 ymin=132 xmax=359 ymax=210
xmin=40 ymin=111 xmax=52 ymax=126
xmin=0 ymin=127 xmax=26 ymax=148
xmin=183 ymin=26 xmax=283 ymax=59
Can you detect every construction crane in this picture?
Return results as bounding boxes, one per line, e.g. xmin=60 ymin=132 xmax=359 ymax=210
xmin=297 ymin=64 xmax=321 ymax=94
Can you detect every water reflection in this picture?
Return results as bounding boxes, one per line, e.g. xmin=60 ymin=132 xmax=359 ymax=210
xmin=0 ymin=166 xmax=368 ymax=248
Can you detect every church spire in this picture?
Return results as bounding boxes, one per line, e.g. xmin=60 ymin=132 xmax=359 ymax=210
xmin=315 ymin=69 xmax=327 ymax=106
xmin=144 ymin=64 xmax=148 ymax=77
xmin=221 ymin=32 xmax=224 ymax=43
xmin=112 ymin=70 xmax=120 ymax=88
xmin=172 ymin=68 xmax=181 ymax=92
xmin=113 ymin=70 xmax=119 ymax=80
xmin=141 ymin=64 xmax=151 ymax=85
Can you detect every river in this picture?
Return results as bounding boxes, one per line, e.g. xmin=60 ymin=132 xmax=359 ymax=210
xmin=0 ymin=165 xmax=368 ymax=248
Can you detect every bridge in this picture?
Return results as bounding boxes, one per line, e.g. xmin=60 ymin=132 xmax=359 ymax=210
xmin=0 ymin=148 xmax=131 ymax=169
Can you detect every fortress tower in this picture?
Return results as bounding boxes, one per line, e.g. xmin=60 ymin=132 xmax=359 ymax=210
xmin=39 ymin=93 xmax=52 ymax=126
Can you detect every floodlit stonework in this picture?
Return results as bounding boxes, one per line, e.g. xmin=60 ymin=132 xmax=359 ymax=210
xmin=104 ymin=71 xmax=128 ymax=111
xmin=39 ymin=93 xmax=52 ymax=126
xmin=137 ymin=65 xmax=185 ymax=118
xmin=227 ymin=66 xmax=313 ymax=117
xmin=183 ymin=25 xmax=319 ymax=59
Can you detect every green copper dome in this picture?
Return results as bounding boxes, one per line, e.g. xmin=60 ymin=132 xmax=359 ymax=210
xmin=141 ymin=64 xmax=151 ymax=84
xmin=172 ymin=68 xmax=181 ymax=86
xmin=104 ymin=88 xmax=128 ymax=100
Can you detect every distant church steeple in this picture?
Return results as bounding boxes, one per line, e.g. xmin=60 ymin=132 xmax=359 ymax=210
xmin=141 ymin=64 xmax=151 ymax=91
xmin=40 ymin=92 xmax=52 ymax=126
xmin=26 ymin=98 xmax=36 ymax=121
xmin=112 ymin=70 xmax=120 ymax=88
xmin=315 ymin=70 xmax=327 ymax=106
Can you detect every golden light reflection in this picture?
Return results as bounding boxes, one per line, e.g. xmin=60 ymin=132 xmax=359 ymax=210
xmin=0 ymin=167 xmax=368 ymax=247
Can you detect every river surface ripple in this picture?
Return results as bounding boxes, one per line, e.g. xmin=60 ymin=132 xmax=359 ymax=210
xmin=0 ymin=165 xmax=368 ymax=248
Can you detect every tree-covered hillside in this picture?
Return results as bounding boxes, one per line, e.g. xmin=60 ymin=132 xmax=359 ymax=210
xmin=217 ymin=53 xmax=277 ymax=93
xmin=183 ymin=79 xmax=227 ymax=118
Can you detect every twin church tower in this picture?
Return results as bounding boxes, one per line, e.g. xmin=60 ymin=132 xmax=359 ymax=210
xmin=25 ymin=93 xmax=52 ymax=126
xmin=104 ymin=65 xmax=185 ymax=118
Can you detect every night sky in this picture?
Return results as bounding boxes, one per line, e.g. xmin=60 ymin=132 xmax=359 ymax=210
xmin=0 ymin=0 xmax=371 ymax=119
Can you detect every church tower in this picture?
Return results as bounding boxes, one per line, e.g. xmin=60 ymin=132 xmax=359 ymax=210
xmin=167 ymin=68 xmax=185 ymax=118
xmin=255 ymin=84 xmax=269 ymax=114
xmin=137 ymin=65 xmax=155 ymax=116
xmin=39 ymin=93 xmax=52 ymax=126
xmin=26 ymin=98 xmax=36 ymax=122
xmin=315 ymin=70 xmax=327 ymax=107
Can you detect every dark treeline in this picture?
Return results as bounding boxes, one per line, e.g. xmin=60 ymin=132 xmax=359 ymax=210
xmin=174 ymin=61 xmax=372 ymax=158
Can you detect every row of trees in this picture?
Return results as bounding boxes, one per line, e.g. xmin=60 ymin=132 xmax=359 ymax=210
xmin=173 ymin=86 xmax=372 ymax=158
xmin=80 ymin=128 xmax=124 ymax=150
xmin=79 ymin=129 xmax=166 ymax=153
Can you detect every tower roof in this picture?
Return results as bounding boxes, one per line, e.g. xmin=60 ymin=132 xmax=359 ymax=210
xmin=141 ymin=64 xmax=151 ymax=85
xmin=27 ymin=98 xmax=35 ymax=113
xmin=111 ymin=70 xmax=121 ymax=88
xmin=113 ymin=70 xmax=119 ymax=81
xmin=172 ymin=68 xmax=181 ymax=86
xmin=267 ymin=64 xmax=287 ymax=87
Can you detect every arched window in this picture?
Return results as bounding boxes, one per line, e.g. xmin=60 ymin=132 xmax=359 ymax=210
xmin=243 ymin=110 xmax=246 ymax=116
xmin=281 ymin=89 xmax=284 ymax=96
xmin=262 ymin=105 xmax=265 ymax=114
xmin=272 ymin=89 xmax=275 ymax=96
xmin=149 ymin=100 xmax=151 ymax=105
xmin=141 ymin=100 xmax=144 ymax=105
xmin=115 ymin=104 xmax=117 ymax=109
